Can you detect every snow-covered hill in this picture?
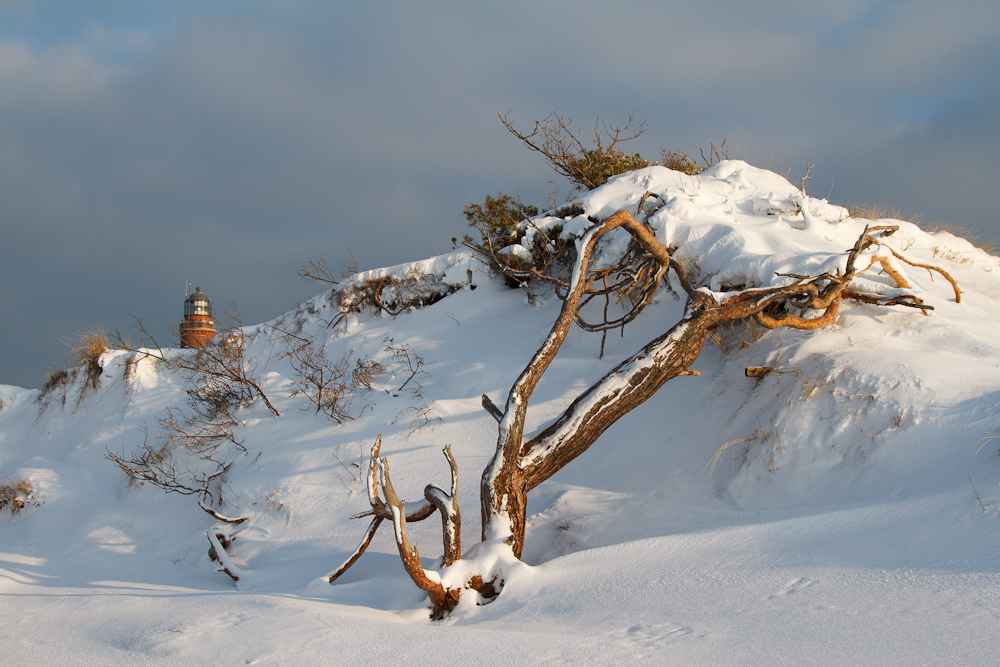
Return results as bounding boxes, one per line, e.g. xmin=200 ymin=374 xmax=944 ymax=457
xmin=2 ymin=162 xmax=1000 ymax=664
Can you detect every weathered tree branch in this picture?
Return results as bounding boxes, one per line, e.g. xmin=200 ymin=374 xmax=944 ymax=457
xmin=328 ymin=436 xmax=451 ymax=584
xmin=207 ymin=527 xmax=243 ymax=582
xmin=422 ymin=445 xmax=461 ymax=567
xmin=379 ymin=456 xmax=460 ymax=619
xmin=333 ymin=210 xmax=959 ymax=616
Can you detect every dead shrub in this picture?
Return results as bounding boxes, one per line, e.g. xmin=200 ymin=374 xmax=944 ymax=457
xmin=284 ymin=336 xmax=387 ymax=422
xmin=122 ymin=354 xmax=138 ymax=385
xmin=187 ymin=330 xmax=262 ymax=416
xmin=352 ymin=356 xmax=385 ymax=390
xmin=288 ymin=341 xmax=353 ymax=422
xmin=107 ymin=427 xmax=234 ymax=507
xmin=336 ymin=270 xmax=463 ymax=320
xmin=500 ymin=109 xmax=649 ymax=190
xmin=115 ymin=306 xmax=280 ymax=417
xmin=660 ymin=149 xmax=704 ymax=175
xmin=0 ymin=477 xmax=34 ymax=516
xmin=382 ymin=336 xmax=429 ymax=396
xmin=382 ymin=336 xmax=441 ymax=435
xmin=296 ymin=252 xmax=363 ymax=287
xmin=660 ymin=140 xmax=727 ymax=175
xmin=296 ymin=256 xmax=339 ymax=286
xmin=156 ymin=406 xmax=244 ymax=457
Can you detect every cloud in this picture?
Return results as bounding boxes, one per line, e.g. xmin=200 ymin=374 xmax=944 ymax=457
xmin=1 ymin=2 xmax=999 ymax=387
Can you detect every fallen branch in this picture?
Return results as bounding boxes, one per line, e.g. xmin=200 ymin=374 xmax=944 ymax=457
xmin=199 ymin=500 xmax=247 ymax=524
xmin=207 ymin=527 xmax=244 ymax=582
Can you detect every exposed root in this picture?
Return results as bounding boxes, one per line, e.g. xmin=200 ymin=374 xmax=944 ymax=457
xmin=882 ymin=246 xmax=961 ymax=302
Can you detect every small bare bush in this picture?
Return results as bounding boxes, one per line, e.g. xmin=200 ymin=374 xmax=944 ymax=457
xmin=296 ymin=253 xmax=363 ymax=287
xmin=708 ymin=318 xmax=766 ymax=359
xmin=122 ymin=354 xmax=138 ymax=385
xmin=383 ymin=336 xmax=429 ymax=396
xmin=295 ymin=256 xmax=339 ymax=286
xmin=156 ymin=406 xmax=244 ymax=456
xmin=660 ymin=140 xmax=727 ymax=175
xmin=107 ymin=430 xmax=232 ymax=502
xmin=288 ymin=341 xmax=353 ymax=422
xmin=115 ymin=307 xmax=280 ymax=417
xmin=188 ymin=338 xmax=258 ymax=418
xmin=500 ymin=110 xmax=649 ymax=190
xmin=352 ymin=356 xmax=385 ymax=390
xmin=0 ymin=477 xmax=34 ymax=515
xmin=282 ymin=330 xmax=387 ymax=422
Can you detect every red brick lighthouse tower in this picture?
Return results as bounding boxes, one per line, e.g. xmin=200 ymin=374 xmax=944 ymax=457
xmin=179 ymin=287 xmax=216 ymax=349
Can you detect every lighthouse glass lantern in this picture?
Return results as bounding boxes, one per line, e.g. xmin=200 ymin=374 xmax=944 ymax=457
xmin=179 ymin=287 xmax=217 ymax=349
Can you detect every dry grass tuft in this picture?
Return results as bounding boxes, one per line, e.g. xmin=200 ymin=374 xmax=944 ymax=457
xmin=847 ymin=200 xmax=919 ymax=223
xmin=923 ymin=223 xmax=1000 ymax=257
xmin=974 ymin=432 xmax=1000 ymax=456
xmin=708 ymin=319 xmax=766 ymax=359
xmin=68 ymin=329 xmax=110 ymax=391
xmin=708 ymin=421 xmax=773 ymax=478
xmin=69 ymin=329 xmax=110 ymax=366
xmin=848 ymin=202 xmax=998 ymax=256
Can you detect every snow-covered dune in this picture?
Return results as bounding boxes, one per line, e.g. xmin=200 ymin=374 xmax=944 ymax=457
xmin=2 ymin=162 xmax=999 ymax=664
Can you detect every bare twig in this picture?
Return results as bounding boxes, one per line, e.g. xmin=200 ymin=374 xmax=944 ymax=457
xmin=968 ymin=473 xmax=987 ymax=512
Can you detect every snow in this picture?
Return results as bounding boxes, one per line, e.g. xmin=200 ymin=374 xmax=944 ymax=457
xmin=2 ymin=161 xmax=1000 ymax=664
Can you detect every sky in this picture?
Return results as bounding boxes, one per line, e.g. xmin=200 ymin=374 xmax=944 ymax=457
xmin=1 ymin=0 xmax=998 ymax=389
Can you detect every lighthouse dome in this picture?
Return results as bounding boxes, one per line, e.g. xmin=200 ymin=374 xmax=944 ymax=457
xmin=183 ymin=287 xmax=213 ymax=318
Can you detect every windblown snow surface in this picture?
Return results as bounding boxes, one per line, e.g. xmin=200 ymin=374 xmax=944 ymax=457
xmin=3 ymin=162 xmax=1000 ymax=665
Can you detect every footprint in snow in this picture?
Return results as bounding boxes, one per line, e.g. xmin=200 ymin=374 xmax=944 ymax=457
xmin=623 ymin=622 xmax=700 ymax=647
xmin=768 ymin=576 xmax=816 ymax=599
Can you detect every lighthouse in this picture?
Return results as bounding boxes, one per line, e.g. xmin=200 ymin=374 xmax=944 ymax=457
xmin=179 ymin=287 xmax=217 ymax=349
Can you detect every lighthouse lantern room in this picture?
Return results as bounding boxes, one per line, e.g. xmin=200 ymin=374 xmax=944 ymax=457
xmin=179 ymin=287 xmax=217 ymax=349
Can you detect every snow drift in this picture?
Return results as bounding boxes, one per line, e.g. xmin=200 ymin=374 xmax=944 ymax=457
xmin=2 ymin=161 xmax=1000 ymax=664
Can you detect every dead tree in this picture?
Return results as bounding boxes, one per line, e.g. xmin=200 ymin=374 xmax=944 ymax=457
xmin=330 ymin=210 xmax=946 ymax=618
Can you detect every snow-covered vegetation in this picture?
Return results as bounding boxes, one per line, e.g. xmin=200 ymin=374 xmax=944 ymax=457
xmin=2 ymin=161 xmax=1000 ymax=663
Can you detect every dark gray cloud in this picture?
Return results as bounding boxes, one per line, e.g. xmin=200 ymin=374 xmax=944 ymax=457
xmin=1 ymin=1 xmax=998 ymax=388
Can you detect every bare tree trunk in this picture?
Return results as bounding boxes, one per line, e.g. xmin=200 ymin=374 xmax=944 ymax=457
xmin=331 ymin=213 xmax=944 ymax=616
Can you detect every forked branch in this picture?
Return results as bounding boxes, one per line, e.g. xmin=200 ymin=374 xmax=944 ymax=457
xmin=331 ymin=210 xmax=960 ymax=617
xmin=327 ymin=437 xmax=462 ymax=590
xmin=378 ymin=456 xmax=461 ymax=619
